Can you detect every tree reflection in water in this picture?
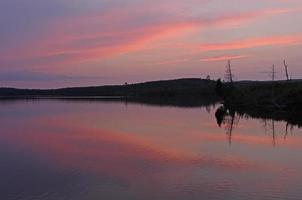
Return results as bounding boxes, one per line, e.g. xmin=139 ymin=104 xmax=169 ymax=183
xmin=215 ymin=105 xmax=299 ymax=146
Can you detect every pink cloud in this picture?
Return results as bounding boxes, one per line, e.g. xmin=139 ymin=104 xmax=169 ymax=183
xmin=200 ymin=54 xmax=250 ymax=62
xmin=1 ymin=5 xmax=301 ymax=71
xmin=199 ymin=35 xmax=302 ymax=52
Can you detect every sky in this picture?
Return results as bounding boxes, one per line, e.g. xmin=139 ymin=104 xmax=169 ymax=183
xmin=0 ymin=0 xmax=302 ymax=88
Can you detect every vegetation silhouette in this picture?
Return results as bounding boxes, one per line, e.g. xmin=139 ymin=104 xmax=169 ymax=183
xmin=0 ymin=78 xmax=218 ymax=98
xmin=0 ymin=58 xmax=301 ymax=125
xmin=215 ymin=104 xmax=302 ymax=146
xmin=217 ymin=59 xmax=302 ymax=113
xmin=215 ymin=59 xmax=302 ymax=145
xmin=0 ymin=78 xmax=221 ymax=108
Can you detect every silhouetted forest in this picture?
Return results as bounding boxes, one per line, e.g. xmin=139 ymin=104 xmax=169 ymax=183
xmin=2 ymin=77 xmax=302 ymax=118
xmin=219 ymin=80 xmax=302 ymax=110
xmin=0 ymin=78 xmax=218 ymax=98
xmin=216 ymin=79 xmax=302 ymax=128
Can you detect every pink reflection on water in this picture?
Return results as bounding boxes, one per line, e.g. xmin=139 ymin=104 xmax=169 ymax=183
xmin=1 ymin=101 xmax=302 ymax=199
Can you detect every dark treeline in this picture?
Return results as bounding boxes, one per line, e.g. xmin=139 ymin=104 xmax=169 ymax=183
xmin=216 ymin=78 xmax=302 ymax=128
xmin=2 ymin=74 xmax=302 ymax=125
xmin=214 ymin=59 xmax=302 ymax=132
xmin=218 ymin=79 xmax=302 ymax=111
xmin=217 ymin=59 xmax=302 ymax=111
xmin=0 ymin=78 xmax=218 ymax=98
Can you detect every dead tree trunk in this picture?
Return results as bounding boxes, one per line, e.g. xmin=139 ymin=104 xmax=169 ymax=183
xmin=225 ymin=60 xmax=233 ymax=83
xmin=283 ymin=60 xmax=290 ymax=81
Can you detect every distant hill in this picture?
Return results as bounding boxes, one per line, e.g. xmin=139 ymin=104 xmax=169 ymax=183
xmin=0 ymin=78 xmax=218 ymax=98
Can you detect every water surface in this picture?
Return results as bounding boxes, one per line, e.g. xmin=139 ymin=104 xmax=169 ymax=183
xmin=0 ymin=100 xmax=302 ymax=200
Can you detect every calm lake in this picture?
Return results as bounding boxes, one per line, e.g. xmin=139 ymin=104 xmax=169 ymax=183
xmin=1 ymin=99 xmax=302 ymax=200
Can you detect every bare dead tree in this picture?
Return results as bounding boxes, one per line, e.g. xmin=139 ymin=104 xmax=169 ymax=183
xmin=283 ymin=60 xmax=290 ymax=81
xmin=224 ymin=60 xmax=234 ymax=83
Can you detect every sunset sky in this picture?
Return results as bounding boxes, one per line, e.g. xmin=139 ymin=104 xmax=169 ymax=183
xmin=1 ymin=0 xmax=302 ymax=88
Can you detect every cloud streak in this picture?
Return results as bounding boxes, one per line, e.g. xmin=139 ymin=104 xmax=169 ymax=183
xmin=2 ymin=6 xmax=299 ymax=66
xmin=199 ymin=35 xmax=302 ymax=52
xmin=1 ymin=0 xmax=302 ymax=86
xmin=200 ymin=55 xmax=250 ymax=62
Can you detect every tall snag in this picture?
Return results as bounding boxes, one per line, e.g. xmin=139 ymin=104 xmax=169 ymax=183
xmin=224 ymin=60 xmax=233 ymax=83
xmin=283 ymin=60 xmax=290 ymax=81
